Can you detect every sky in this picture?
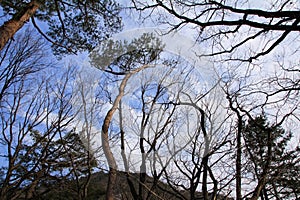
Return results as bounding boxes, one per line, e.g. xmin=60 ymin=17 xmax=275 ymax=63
xmin=23 ymin=0 xmax=300 ymax=177
xmin=0 ymin=1 xmax=299 ymax=198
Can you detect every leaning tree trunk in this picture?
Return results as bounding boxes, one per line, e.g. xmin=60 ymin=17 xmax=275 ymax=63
xmin=101 ymin=72 xmax=131 ymax=200
xmin=102 ymin=65 xmax=150 ymax=200
xmin=0 ymin=1 xmax=40 ymax=51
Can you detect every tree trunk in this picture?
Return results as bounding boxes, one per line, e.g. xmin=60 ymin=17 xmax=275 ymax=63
xmin=202 ymin=155 xmax=209 ymax=200
xmin=249 ymin=129 xmax=272 ymax=200
xmin=101 ymin=65 xmax=150 ymax=200
xmin=236 ymin=118 xmax=242 ymax=200
xmin=102 ymin=69 xmax=142 ymax=200
xmin=105 ymin=168 xmax=117 ymax=200
xmin=0 ymin=1 xmax=40 ymax=51
xmin=139 ymin=131 xmax=146 ymax=200
xmin=102 ymin=119 xmax=118 ymax=200
xmin=201 ymin=109 xmax=209 ymax=200
xmin=119 ymin=102 xmax=139 ymax=200
xmin=227 ymin=95 xmax=242 ymax=200
xmin=101 ymin=80 xmax=126 ymax=200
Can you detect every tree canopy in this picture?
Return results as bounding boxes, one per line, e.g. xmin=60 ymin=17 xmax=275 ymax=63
xmin=0 ymin=1 xmax=299 ymax=200
xmin=0 ymin=0 xmax=122 ymax=55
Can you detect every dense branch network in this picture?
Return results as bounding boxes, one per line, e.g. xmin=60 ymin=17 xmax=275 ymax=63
xmin=132 ymin=0 xmax=300 ymax=61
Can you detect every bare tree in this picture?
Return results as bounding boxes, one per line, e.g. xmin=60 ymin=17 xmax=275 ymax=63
xmin=0 ymin=29 xmax=100 ymax=200
xmin=131 ymin=0 xmax=300 ymax=62
xmin=70 ymin=67 xmax=106 ymax=199
xmin=223 ymin=69 xmax=300 ymax=200
xmin=158 ymin=82 xmax=234 ymax=200
xmin=90 ymin=33 xmax=164 ymax=200
xmin=102 ymin=47 xmax=236 ymax=200
xmin=0 ymin=28 xmax=48 ymax=102
xmin=117 ymin=65 xmax=185 ymax=200
xmin=130 ymin=0 xmax=300 ymax=119
xmin=0 ymin=29 xmax=74 ymax=199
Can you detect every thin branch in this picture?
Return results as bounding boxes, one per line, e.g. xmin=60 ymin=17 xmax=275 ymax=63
xmin=31 ymin=16 xmax=76 ymax=54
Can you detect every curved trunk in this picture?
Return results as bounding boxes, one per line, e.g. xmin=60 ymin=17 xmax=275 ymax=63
xmin=102 ymin=65 xmax=150 ymax=200
xmin=0 ymin=1 xmax=40 ymax=51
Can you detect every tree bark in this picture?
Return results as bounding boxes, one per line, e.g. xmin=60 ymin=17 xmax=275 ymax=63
xmin=0 ymin=1 xmax=40 ymax=51
xmin=236 ymin=117 xmax=242 ymax=200
xmin=227 ymin=95 xmax=242 ymax=200
xmin=102 ymin=65 xmax=150 ymax=200
xmin=102 ymin=73 xmax=132 ymax=200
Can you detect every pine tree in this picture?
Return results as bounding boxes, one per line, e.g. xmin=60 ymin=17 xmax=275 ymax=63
xmin=242 ymin=115 xmax=300 ymax=199
xmin=0 ymin=0 xmax=122 ymax=54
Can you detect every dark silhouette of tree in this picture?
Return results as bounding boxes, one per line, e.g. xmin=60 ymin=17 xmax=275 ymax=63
xmin=227 ymin=93 xmax=243 ymax=200
xmin=131 ymin=0 xmax=300 ymax=62
xmin=0 ymin=29 xmax=53 ymax=199
xmin=35 ymin=130 xmax=97 ymax=200
xmin=0 ymin=29 xmax=98 ymax=200
xmin=242 ymin=115 xmax=300 ymax=200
